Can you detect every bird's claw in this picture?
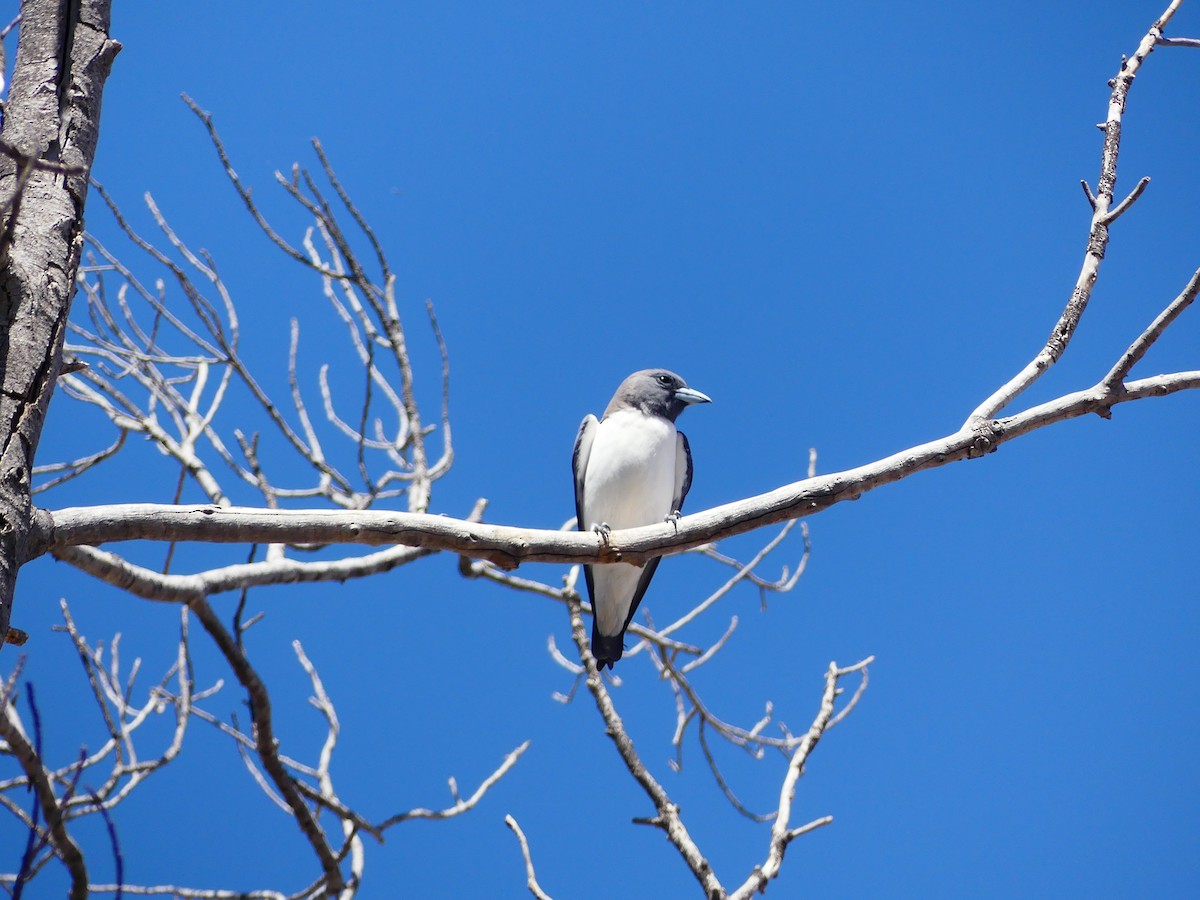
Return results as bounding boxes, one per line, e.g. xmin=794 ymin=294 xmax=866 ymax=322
xmin=593 ymin=522 xmax=612 ymax=545
xmin=665 ymin=510 xmax=682 ymax=533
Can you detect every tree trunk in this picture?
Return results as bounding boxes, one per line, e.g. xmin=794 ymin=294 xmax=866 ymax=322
xmin=0 ymin=0 xmax=118 ymax=647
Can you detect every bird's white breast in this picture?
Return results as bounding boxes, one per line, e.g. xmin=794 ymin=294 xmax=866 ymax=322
xmin=581 ymin=408 xmax=677 ymax=530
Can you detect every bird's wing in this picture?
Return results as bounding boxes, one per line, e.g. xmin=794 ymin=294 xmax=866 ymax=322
xmin=572 ymin=414 xmax=599 ymax=612
xmin=572 ymin=414 xmax=598 ymax=530
xmin=673 ymin=430 xmax=694 ymax=514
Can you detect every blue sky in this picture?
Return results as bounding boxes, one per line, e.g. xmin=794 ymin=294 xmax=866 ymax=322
xmin=7 ymin=1 xmax=1199 ymax=896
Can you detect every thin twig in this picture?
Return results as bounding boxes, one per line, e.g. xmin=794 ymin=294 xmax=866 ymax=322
xmin=1102 ymin=267 xmax=1200 ymax=390
xmin=378 ymin=741 xmax=531 ymax=829
xmin=0 ymin=687 xmax=89 ymax=899
xmin=727 ymin=657 xmax=873 ymax=900
xmin=504 ymin=815 xmax=554 ymax=900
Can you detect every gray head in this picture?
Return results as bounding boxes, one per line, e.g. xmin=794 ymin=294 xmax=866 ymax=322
xmin=603 ymin=369 xmax=712 ymax=422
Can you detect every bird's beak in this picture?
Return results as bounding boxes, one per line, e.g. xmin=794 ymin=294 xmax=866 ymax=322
xmin=675 ymin=386 xmax=712 ymax=406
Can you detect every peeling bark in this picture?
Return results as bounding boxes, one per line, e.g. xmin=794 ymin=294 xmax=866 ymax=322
xmin=0 ymin=0 xmax=118 ymax=646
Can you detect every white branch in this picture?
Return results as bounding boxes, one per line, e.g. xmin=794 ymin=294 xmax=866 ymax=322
xmin=51 ymin=543 xmax=431 ymax=602
xmin=377 ymin=741 xmax=531 ymax=829
xmin=39 ymin=369 xmax=1200 ymax=569
xmin=504 ymin=815 xmax=554 ymax=900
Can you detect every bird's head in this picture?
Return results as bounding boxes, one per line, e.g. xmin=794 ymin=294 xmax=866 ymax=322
xmin=606 ymin=369 xmax=712 ymax=422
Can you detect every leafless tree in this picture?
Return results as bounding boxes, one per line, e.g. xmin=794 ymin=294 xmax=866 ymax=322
xmin=0 ymin=0 xmax=1196 ymax=897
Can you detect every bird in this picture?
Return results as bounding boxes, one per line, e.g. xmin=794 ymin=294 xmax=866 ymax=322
xmin=572 ymin=369 xmax=711 ymax=669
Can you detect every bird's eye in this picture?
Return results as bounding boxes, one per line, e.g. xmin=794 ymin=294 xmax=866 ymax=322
xmin=657 ymin=374 xmax=672 ymax=386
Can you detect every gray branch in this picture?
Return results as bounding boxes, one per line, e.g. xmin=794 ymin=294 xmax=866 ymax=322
xmin=967 ymin=0 xmax=1186 ymax=421
xmin=0 ymin=0 xmax=119 ymax=644
xmin=0 ymin=679 xmax=89 ymax=898
xmin=36 ymin=368 xmax=1200 ymax=570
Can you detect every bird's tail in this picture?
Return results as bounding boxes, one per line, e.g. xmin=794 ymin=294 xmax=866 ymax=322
xmin=590 ymin=622 xmax=623 ymax=670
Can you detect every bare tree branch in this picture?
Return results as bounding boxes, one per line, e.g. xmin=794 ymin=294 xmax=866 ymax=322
xmin=562 ymin=590 xmax=872 ymax=899
xmin=184 ymin=595 xmax=345 ymax=895
xmin=0 ymin=685 xmax=89 ymax=899
xmin=37 ymin=366 xmax=1200 ymax=568
xmin=966 ymin=0 xmax=1187 ymax=422
xmin=377 ymin=741 xmax=531 ymax=830
xmin=1102 ymin=174 xmax=1151 ymax=225
xmin=1156 ymin=34 xmax=1200 ymax=47
xmin=504 ymin=815 xmax=554 ymax=900
xmin=168 ymin=96 xmax=449 ymax=515
xmin=728 ymin=658 xmax=873 ymax=899
xmin=565 ymin=590 xmax=724 ymax=897
xmin=0 ymin=602 xmax=210 ymax=894
xmin=1102 ymin=268 xmax=1200 ymax=390
xmin=31 ymin=431 xmax=127 ymax=493
xmin=0 ymin=0 xmax=120 ymax=645
xmin=86 ymin=885 xmax=291 ymax=899
xmin=291 ymin=640 xmax=363 ymax=896
xmin=51 ymin=541 xmax=431 ymax=602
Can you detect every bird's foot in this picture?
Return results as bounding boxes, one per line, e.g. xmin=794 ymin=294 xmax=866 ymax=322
xmin=665 ymin=510 xmax=682 ymax=533
xmin=592 ymin=522 xmax=612 ymax=545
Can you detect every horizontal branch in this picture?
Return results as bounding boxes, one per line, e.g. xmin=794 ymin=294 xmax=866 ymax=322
xmin=377 ymin=740 xmax=530 ymax=829
xmin=33 ymin=370 xmax=1199 ymax=569
xmin=50 ymin=543 xmax=431 ymax=602
xmin=1156 ymin=35 xmax=1200 ymax=47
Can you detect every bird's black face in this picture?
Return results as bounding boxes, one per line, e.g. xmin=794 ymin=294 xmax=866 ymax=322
xmin=609 ymin=369 xmax=712 ymax=421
